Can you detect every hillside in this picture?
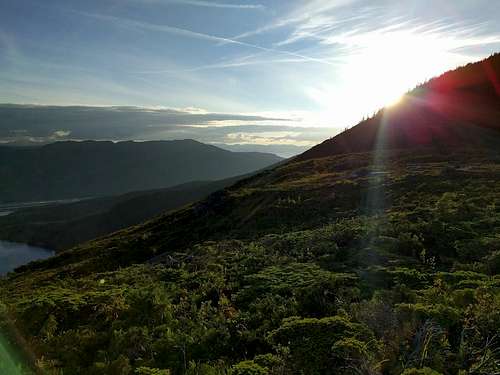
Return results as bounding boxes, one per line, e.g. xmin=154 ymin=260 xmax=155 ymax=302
xmin=299 ymin=53 xmax=500 ymax=161
xmin=1 ymin=55 xmax=500 ymax=374
xmin=0 ymin=176 xmax=244 ymax=251
xmin=0 ymin=140 xmax=282 ymax=203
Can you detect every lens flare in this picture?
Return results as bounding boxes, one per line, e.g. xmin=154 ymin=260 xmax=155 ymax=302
xmin=0 ymin=332 xmax=28 ymax=375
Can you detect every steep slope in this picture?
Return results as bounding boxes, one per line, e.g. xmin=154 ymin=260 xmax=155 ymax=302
xmin=1 ymin=55 xmax=500 ymax=375
xmin=0 ymin=176 xmax=244 ymax=251
xmin=3 ymin=147 xmax=500 ymax=375
xmin=298 ymin=53 xmax=500 ymax=161
xmin=0 ymin=140 xmax=282 ymax=203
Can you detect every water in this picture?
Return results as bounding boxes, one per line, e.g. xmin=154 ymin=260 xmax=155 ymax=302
xmin=0 ymin=197 xmax=89 ymax=218
xmin=0 ymin=241 xmax=54 ymax=276
xmin=0 ymin=197 xmax=87 ymax=213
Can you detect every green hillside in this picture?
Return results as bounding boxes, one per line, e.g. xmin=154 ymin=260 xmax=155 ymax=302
xmin=1 ymin=56 xmax=500 ymax=374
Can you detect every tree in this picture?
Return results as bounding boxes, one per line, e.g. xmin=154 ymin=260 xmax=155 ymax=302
xmin=269 ymin=316 xmax=375 ymax=375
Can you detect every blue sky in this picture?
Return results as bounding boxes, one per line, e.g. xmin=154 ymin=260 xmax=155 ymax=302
xmin=1 ymin=0 xmax=500 ymax=155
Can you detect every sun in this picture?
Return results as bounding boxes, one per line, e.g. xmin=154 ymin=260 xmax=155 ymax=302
xmin=337 ymin=28 xmax=466 ymax=117
xmin=306 ymin=26 xmax=469 ymax=128
xmin=385 ymin=93 xmax=404 ymax=107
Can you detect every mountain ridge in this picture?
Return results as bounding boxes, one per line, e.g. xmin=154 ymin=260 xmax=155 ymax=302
xmin=0 ymin=139 xmax=282 ymax=203
xmin=298 ymin=53 xmax=500 ymax=161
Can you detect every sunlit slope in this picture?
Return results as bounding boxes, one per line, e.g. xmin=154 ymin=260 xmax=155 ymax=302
xmin=298 ymin=53 xmax=500 ymax=161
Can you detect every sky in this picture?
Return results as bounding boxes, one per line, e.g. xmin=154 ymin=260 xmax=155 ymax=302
xmin=1 ymin=0 xmax=500 ymax=156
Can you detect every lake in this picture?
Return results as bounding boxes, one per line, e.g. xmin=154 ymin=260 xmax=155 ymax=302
xmin=0 ymin=241 xmax=54 ymax=276
xmin=0 ymin=197 xmax=91 ymax=218
xmin=0 ymin=197 xmax=87 ymax=216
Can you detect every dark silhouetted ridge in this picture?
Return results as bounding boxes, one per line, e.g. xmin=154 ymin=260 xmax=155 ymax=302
xmin=0 ymin=139 xmax=282 ymax=203
xmin=298 ymin=53 xmax=500 ymax=161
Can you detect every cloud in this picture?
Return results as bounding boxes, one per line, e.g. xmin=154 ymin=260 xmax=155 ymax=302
xmin=226 ymin=0 xmax=360 ymax=42
xmin=79 ymin=12 xmax=337 ymax=67
xmin=227 ymin=1 xmax=500 ymax=60
xmin=225 ymin=131 xmax=315 ymax=146
xmin=0 ymin=104 xmax=334 ymax=156
xmin=214 ymin=143 xmax=309 ymax=158
xmin=135 ymin=53 xmax=309 ymax=74
xmin=278 ymin=2 xmax=500 ymax=54
xmin=166 ymin=0 xmax=265 ymax=10
xmin=0 ymin=103 xmax=289 ymax=141
xmin=52 ymin=130 xmax=71 ymax=138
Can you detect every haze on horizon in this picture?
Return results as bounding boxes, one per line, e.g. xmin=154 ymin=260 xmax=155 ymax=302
xmin=1 ymin=0 xmax=500 ymax=156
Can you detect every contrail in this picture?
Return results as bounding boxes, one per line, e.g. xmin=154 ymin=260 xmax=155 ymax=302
xmin=79 ymin=11 xmax=337 ymax=67
xmin=166 ymin=0 xmax=265 ymax=10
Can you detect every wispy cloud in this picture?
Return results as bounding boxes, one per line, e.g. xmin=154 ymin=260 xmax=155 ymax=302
xmin=166 ymin=0 xmax=265 ymax=10
xmin=79 ymin=11 xmax=337 ymax=67
xmin=225 ymin=131 xmax=315 ymax=146
xmin=226 ymin=0 xmax=361 ymax=42
xmin=229 ymin=0 xmax=500 ymax=55
xmin=277 ymin=13 xmax=500 ymax=50
xmin=135 ymin=52 xmax=309 ymax=74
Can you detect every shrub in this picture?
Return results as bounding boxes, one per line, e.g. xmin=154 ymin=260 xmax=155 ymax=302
xmin=401 ymin=368 xmax=443 ymax=375
xmin=269 ymin=316 xmax=374 ymax=375
xmin=136 ymin=367 xmax=171 ymax=375
xmin=230 ymin=360 xmax=268 ymax=375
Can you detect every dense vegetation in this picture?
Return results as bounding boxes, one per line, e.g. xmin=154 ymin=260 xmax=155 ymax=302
xmin=0 ymin=140 xmax=282 ymax=203
xmin=1 ymin=148 xmax=499 ymax=374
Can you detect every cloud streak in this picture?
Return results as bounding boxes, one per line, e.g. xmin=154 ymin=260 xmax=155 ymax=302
xmin=226 ymin=0 xmax=361 ymax=43
xmin=228 ymin=1 xmax=500 ymax=57
xmin=166 ymin=0 xmax=265 ymax=10
xmin=135 ymin=52 xmax=309 ymax=74
xmin=79 ymin=11 xmax=338 ymax=67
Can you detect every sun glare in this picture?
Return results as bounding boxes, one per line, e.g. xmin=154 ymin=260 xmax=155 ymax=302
xmin=312 ymin=27 xmax=468 ymax=127
xmin=350 ymin=30 xmax=457 ymax=105
xmin=385 ymin=93 xmax=404 ymax=107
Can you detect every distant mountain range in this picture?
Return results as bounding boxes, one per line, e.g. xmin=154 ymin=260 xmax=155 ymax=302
xmin=0 ymin=139 xmax=282 ymax=203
